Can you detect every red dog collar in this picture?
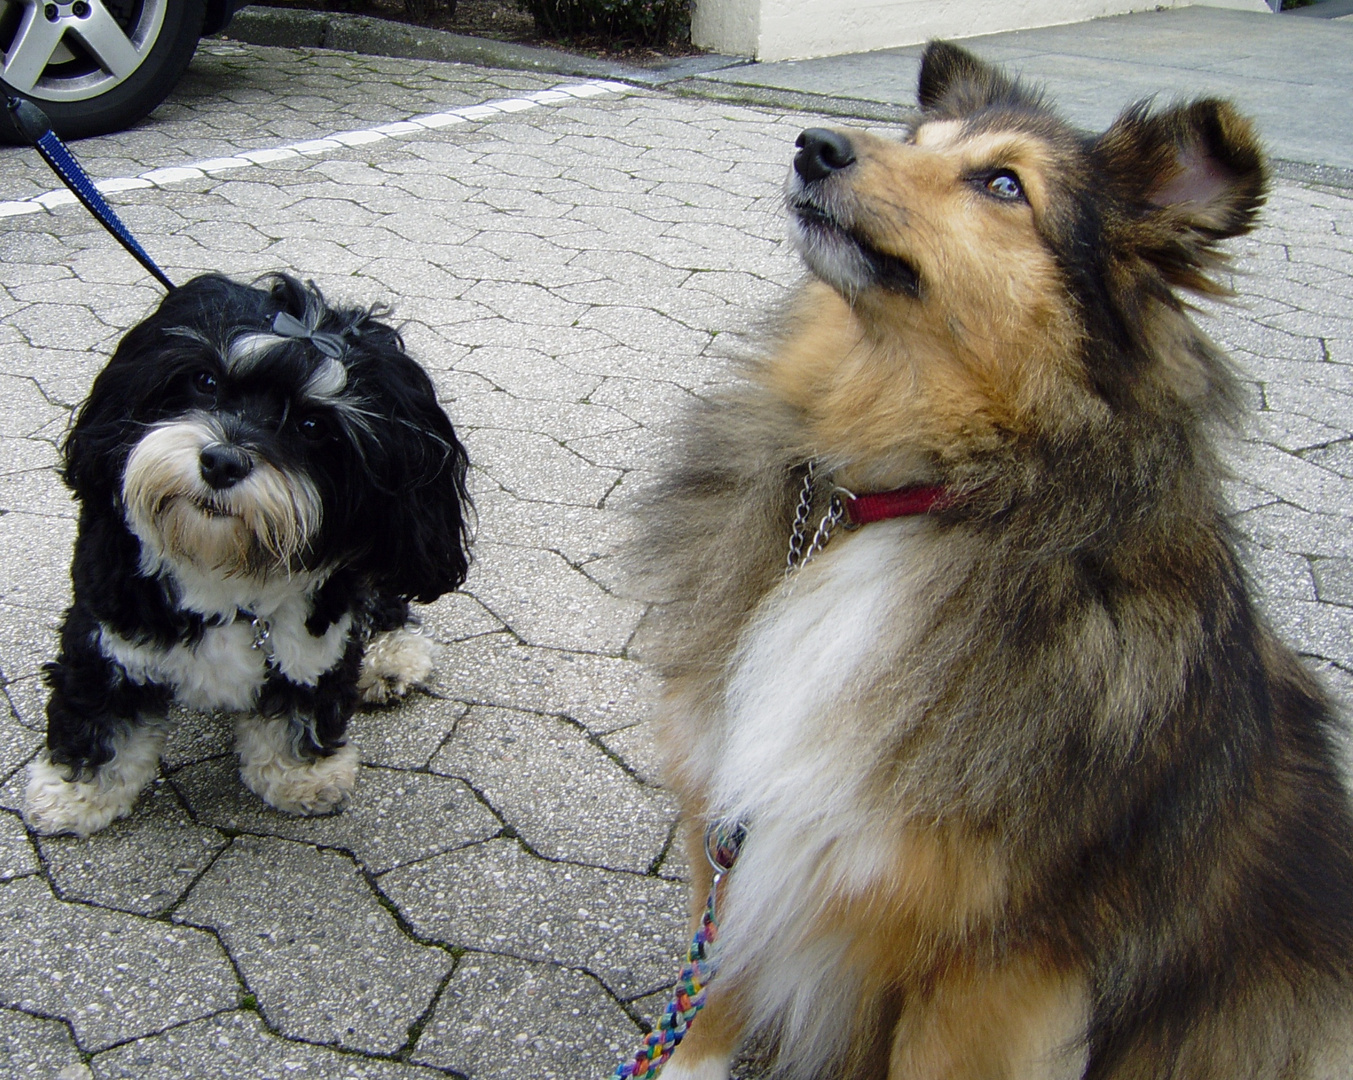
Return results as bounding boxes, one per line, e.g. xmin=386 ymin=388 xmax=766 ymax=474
xmin=841 ymin=484 xmax=952 ymax=526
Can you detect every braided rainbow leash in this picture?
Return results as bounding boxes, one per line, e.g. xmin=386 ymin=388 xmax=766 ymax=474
xmin=613 ymin=821 xmax=746 ymax=1080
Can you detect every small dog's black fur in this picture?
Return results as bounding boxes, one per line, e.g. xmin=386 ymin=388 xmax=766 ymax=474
xmin=27 ymin=273 xmax=470 ymax=835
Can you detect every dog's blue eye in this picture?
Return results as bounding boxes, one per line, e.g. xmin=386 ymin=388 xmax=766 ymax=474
xmin=985 ymin=171 xmax=1024 ymax=201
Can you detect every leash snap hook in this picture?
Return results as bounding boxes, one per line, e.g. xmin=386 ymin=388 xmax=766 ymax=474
xmin=704 ymin=819 xmax=746 ymax=875
xmin=832 ymin=485 xmax=861 ymax=530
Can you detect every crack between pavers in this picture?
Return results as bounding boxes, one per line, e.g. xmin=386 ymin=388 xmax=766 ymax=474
xmin=553 ymin=713 xmax=668 ymax=798
xmin=421 ymin=702 xmax=468 ymax=767
xmin=1294 ymin=435 xmax=1353 ymax=459
xmin=9 ymin=371 xmax=79 ymax=414
xmin=169 ymin=853 xmax=465 ymax=1066
xmin=547 ymin=547 xmax=626 ymax=600
xmin=160 ymin=749 xmax=234 ymax=781
xmin=366 ymin=833 xmax=509 ymax=879
xmin=392 ymin=957 xmax=460 ymax=1064
xmin=646 ymin=818 xmax=681 ymax=879
xmin=156 ymin=831 xmax=234 ymax=921
xmin=28 ymin=823 xmax=230 ymax=924
xmin=76 ymin=1005 xmax=240 ymax=1060
xmin=455 ymin=592 xmax=528 ymax=646
xmin=619 ymin=603 xmax=654 ymax=660
xmin=0 ymin=744 xmax=42 ymax=797
xmin=359 ymin=863 xmax=472 ymax=963
xmin=91 ymin=994 xmax=473 ymax=1077
xmin=423 ymin=697 xmax=641 ymax=749
xmin=431 ymin=943 xmax=659 ymax=1035
xmin=423 ymin=683 xmax=640 ymax=737
xmin=557 ymin=435 xmax=641 ymax=477
xmin=596 ymin=469 xmax=628 ymax=510
xmin=1299 ymin=653 xmax=1353 ymax=679
xmin=0 ymin=1003 xmax=92 ymax=1062
xmin=467 ymin=800 xmax=676 ymax=882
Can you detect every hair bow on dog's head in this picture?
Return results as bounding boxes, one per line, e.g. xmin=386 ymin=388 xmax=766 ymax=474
xmin=272 ymin=311 xmax=347 ymax=359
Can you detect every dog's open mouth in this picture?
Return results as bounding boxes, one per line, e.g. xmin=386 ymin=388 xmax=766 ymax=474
xmin=788 ymin=198 xmax=922 ymax=299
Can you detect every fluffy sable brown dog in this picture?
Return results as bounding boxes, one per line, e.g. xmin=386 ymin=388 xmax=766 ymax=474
xmin=633 ymin=41 xmax=1353 ymax=1080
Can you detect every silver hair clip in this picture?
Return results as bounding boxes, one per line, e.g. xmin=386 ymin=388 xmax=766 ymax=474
xmin=271 ymin=311 xmax=346 ymax=359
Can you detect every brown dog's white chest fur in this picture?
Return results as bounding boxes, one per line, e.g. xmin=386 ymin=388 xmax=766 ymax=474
xmin=640 ymin=39 xmax=1353 ymax=1080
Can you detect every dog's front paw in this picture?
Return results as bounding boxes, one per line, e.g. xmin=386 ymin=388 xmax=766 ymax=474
xmin=235 ymin=717 xmax=359 ymax=815
xmin=23 ymin=750 xmax=155 ymax=838
xmin=357 ymin=627 xmax=436 ymax=705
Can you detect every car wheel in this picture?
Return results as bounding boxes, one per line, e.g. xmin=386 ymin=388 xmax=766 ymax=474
xmin=0 ymin=0 xmax=204 ymax=142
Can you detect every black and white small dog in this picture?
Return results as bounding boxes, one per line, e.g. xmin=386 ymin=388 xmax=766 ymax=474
xmin=25 ymin=273 xmax=471 ymax=837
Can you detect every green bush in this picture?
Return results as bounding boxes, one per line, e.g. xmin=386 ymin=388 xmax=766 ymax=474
xmin=517 ymin=0 xmax=688 ymax=45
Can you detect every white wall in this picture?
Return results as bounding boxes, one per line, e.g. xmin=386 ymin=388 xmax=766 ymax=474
xmin=692 ymin=0 xmax=1273 ymax=62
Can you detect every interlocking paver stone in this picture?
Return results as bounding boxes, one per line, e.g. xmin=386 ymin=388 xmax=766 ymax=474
xmin=90 ymin=1010 xmax=449 ymax=1079
xmin=412 ymin=952 xmax=632 ymax=1077
xmin=465 ymin=543 xmax=644 ymax=655
xmin=173 ymin=836 xmax=453 ymax=1054
xmin=380 ymin=838 xmax=686 ymax=999
xmin=0 ymin=810 xmax=37 ymax=882
xmin=38 ymin=782 xmax=226 ymax=915
xmin=0 ymin=876 xmax=237 ymax=1050
xmin=0 ymin=11 xmax=1350 ymax=1072
xmin=0 ymin=1007 xmax=87 ymax=1077
xmin=428 ymin=705 xmax=672 ymax=872
xmin=172 ymin=760 xmax=500 ymax=873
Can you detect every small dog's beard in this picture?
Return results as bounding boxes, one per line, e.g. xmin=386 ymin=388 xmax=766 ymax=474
xmin=122 ymin=420 xmax=322 ymax=579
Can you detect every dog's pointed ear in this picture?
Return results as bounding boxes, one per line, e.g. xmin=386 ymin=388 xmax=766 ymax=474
xmin=1095 ymin=98 xmax=1267 ymax=291
xmin=917 ymin=40 xmax=1038 ymax=115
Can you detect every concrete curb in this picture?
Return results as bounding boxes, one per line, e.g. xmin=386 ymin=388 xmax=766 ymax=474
xmin=222 ymin=5 xmax=747 ymax=86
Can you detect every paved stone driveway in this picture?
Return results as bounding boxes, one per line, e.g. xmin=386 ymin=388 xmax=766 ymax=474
xmin=1 ymin=37 xmax=1352 ymax=1080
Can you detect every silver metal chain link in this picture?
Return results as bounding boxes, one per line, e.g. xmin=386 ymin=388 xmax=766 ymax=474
xmin=801 ymin=491 xmax=845 ymax=568
xmin=785 ymin=461 xmax=817 ymax=574
xmin=785 ymin=460 xmax=845 ymax=575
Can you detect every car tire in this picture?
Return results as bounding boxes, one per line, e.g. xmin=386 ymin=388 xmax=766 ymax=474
xmin=0 ymin=0 xmax=205 ymax=142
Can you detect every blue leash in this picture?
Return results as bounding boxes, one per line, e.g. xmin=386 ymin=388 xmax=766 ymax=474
xmin=6 ymin=95 xmax=176 ymax=291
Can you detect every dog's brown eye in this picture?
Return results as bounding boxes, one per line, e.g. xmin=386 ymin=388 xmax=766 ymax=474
xmin=985 ymin=171 xmax=1024 ymax=201
xmin=192 ymin=371 xmax=218 ymax=399
xmin=297 ymin=415 xmax=329 ymax=442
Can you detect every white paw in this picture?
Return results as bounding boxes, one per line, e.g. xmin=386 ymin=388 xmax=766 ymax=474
xmin=23 ymin=729 xmax=164 ymax=838
xmin=235 ymin=716 xmax=359 ymax=815
xmin=357 ymin=627 xmax=436 ymax=705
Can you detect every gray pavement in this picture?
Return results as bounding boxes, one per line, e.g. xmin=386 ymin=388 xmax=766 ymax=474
xmin=1 ymin=6 xmax=1352 ymax=1077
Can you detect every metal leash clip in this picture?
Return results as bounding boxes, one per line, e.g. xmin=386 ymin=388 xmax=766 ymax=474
xmin=704 ymin=819 xmax=747 ymax=877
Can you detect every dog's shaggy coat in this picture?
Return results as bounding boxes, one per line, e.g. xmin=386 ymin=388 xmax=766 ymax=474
xmin=634 ymin=43 xmax=1353 ymax=1080
xmin=26 ymin=273 xmax=470 ymax=837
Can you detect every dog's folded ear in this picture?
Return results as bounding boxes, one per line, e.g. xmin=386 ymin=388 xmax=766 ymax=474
xmin=917 ymin=40 xmax=1040 ymax=115
xmin=1094 ymin=99 xmax=1268 ymax=292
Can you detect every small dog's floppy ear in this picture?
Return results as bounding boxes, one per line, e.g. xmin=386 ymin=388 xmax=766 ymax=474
xmin=62 ymin=374 xmax=126 ymax=500
xmin=1095 ymin=98 xmax=1267 ymax=293
xmin=387 ymin=413 xmax=471 ymax=604
xmin=917 ymin=40 xmax=1038 ymax=115
xmin=355 ymin=359 xmax=472 ymax=604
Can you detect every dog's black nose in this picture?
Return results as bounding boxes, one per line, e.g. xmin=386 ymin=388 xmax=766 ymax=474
xmin=795 ymin=129 xmax=857 ymax=182
xmin=199 ymin=444 xmax=252 ymax=490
